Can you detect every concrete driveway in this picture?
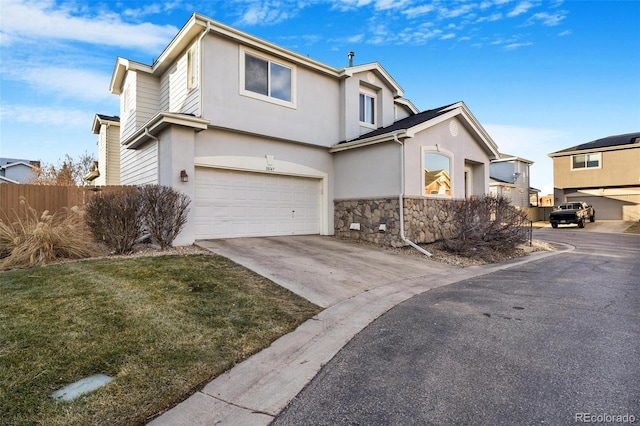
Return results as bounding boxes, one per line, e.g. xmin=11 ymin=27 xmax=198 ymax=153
xmin=536 ymin=219 xmax=636 ymax=233
xmin=150 ymin=236 xmax=562 ymax=425
xmin=197 ymin=235 xmax=454 ymax=308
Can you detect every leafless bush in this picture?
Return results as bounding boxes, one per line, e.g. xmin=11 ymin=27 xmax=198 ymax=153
xmin=138 ymin=185 xmax=190 ymax=250
xmin=0 ymin=197 xmax=97 ymax=270
xmin=440 ymin=195 xmax=530 ymax=258
xmin=85 ymin=190 xmax=143 ymax=254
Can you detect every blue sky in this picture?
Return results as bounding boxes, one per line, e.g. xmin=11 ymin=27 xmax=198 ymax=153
xmin=1 ymin=0 xmax=638 ymax=194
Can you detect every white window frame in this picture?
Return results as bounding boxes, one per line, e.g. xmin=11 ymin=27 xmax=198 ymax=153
xmin=359 ymin=87 xmax=377 ymax=128
xmin=239 ymin=47 xmax=296 ymax=109
xmin=422 ymin=146 xmax=454 ymax=198
xmin=571 ymin=152 xmax=601 ymax=170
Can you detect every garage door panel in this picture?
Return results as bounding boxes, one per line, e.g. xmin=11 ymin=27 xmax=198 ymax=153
xmin=195 ymin=168 xmax=321 ymax=239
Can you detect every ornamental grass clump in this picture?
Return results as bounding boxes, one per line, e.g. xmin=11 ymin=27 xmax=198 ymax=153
xmin=0 ymin=197 xmax=97 ymax=270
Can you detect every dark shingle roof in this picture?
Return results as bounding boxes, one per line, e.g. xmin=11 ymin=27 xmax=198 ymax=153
xmin=551 ymin=131 xmax=640 ymax=154
xmin=341 ymin=102 xmax=458 ymax=143
xmin=96 ymin=114 xmax=120 ymax=122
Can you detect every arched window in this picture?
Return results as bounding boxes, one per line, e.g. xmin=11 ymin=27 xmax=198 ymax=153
xmin=423 ymin=150 xmax=452 ymax=197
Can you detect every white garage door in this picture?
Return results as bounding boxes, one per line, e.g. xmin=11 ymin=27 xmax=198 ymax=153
xmin=195 ymin=168 xmax=321 ymax=239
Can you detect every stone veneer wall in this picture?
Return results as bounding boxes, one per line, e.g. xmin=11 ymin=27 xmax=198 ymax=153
xmin=334 ymin=197 xmax=458 ymax=247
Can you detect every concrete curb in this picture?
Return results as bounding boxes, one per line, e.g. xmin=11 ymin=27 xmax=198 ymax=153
xmin=149 ymin=244 xmax=571 ymax=425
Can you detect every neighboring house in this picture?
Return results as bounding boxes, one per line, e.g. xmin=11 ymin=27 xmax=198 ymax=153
xmin=489 ymin=153 xmax=533 ymax=208
xmin=85 ymin=114 xmax=121 ymax=185
xmin=0 ymin=158 xmax=39 ymax=184
xmin=108 ymin=13 xmax=500 ymax=247
xmin=548 ymin=132 xmax=640 ymax=220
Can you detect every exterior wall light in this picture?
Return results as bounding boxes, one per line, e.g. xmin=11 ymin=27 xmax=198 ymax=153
xmin=180 ymin=170 xmax=189 ymax=182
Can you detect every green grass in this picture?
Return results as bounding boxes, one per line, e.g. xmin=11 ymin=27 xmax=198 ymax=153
xmin=0 ymin=254 xmax=321 ymax=425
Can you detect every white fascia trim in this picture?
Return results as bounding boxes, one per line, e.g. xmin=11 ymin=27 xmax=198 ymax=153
xmin=1 ymin=161 xmax=35 ymax=170
xmin=110 ymin=58 xmax=153 ymax=95
xmin=340 ymin=62 xmax=404 ymax=97
xmin=148 ymin=13 xmax=340 ymax=79
xmin=329 ymin=130 xmax=409 ymax=153
xmin=548 ymin=143 xmax=640 ymax=158
xmin=491 ymin=156 xmax=534 ymax=165
xmin=394 ymin=97 xmax=419 ymax=114
xmin=194 ymin=155 xmax=330 ymax=235
xmin=0 ymin=176 xmax=20 ymax=183
xmin=406 ymin=102 xmax=500 ymax=159
xmin=123 ymin=112 xmax=210 ymax=149
xmin=92 ymin=114 xmax=121 ymax=134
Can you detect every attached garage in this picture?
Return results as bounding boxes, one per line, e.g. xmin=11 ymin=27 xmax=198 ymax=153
xmin=194 ymin=168 xmax=321 ymax=239
xmin=566 ymin=190 xmax=640 ymax=221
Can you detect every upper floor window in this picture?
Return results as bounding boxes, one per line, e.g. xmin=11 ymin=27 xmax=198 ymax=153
xmin=572 ymin=153 xmax=600 ymax=170
xmin=359 ymin=88 xmax=376 ymax=127
xmin=423 ymin=149 xmax=452 ymax=197
xmin=187 ymin=45 xmax=198 ymax=91
xmin=241 ymin=49 xmax=295 ymax=107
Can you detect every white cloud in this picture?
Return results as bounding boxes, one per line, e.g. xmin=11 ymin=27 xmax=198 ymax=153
xmin=237 ymin=2 xmax=295 ymax=25
xmin=526 ymin=11 xmax=567 ymax=26
xmin=558 ymin=29 xmax=572 ymax=36
xmin=476 ymin=12 xmax=503 ymax=22
xmin=3 ymin=65 xmax=115 ymax=103
xmin=0 ymin=0 xmax=177 ymax=51
xmin=507 ymin=1 xmax=535 ymax=17
xmin=402 ymin=4 xmax=435 ymax=18
xmin=0 ymin=103 xmax=94 ymax=129
xmin=504 ymin=41 xmax=533 ymax=49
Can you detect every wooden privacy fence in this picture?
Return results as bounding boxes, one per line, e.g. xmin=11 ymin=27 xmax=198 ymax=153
xmin=0 ymin=184 xmax=133 ymax=218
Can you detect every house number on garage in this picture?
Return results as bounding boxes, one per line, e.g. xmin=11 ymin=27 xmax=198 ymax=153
xmin=265 ymin=155 xmax=275 ymax=172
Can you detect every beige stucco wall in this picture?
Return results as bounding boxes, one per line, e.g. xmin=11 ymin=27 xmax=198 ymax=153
xmin=404 ymin=118 xmax=490 ymax=198
xmin=200 ymin=35 xmax=341 ymax=148
xmin=333 ymin=142 xmax=402 ymax=199
xmin=553 ymin=146 xmax=640 ymax=188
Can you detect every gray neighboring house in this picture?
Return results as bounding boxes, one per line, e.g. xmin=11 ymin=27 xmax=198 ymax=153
xmin=0 ymin=158 xmax=39 ymax=184
xmin=489 ymin=153 xmax=533 ymax=208
xmin=108 ymin=13 xmax=500 ymax=247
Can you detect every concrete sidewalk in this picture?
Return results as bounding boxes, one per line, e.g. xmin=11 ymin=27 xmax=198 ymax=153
xmin=149 ymin=236 xmax=568 ymax=425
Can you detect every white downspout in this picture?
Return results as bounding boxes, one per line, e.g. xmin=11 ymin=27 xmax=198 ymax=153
xmin=394 ymin=134 xmax=432 ymax=257
xmin=197 ymin=21 xmax=210 ymax=119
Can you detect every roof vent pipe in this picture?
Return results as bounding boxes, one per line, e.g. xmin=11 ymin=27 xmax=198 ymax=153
xmin=348 ymin=51 xmax=355 ymax=67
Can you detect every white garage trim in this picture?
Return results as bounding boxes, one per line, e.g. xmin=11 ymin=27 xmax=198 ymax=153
xmin=194 ymin=155 xmax=329 ymax=236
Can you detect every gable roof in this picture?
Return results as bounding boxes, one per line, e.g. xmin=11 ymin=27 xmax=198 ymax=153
xmin=549 ymin=131 xmax=640 ymax=157
xmin=491 ymin=153 xmax=534 ymax=164
xmin=330 ymin=101 xmax=499 ymax=159
xmin=92 ymin=114 xmax=120 ymax=134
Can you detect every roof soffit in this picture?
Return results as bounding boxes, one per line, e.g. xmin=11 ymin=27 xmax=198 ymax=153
xmin=341 ymin=62 xmax=404 ymax=97
xmin=405 ymin=102 xmax=500 ymax=159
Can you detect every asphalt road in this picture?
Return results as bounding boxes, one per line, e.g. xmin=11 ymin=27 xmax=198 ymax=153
xmin=273 ymin=230 xmax=640 ymax=426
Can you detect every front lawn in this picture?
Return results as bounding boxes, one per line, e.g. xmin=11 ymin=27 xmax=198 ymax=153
xmin=0 ymin=254 xmax=321 ymax=425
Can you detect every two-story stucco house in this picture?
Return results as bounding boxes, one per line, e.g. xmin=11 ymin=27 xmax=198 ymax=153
xmin=489 ymin=153 xmax=533 ymax=208
xmin=109 ymin=13 xmax=500 ymax=247
xmin=549 ymin=132 xmax=640 ymax=220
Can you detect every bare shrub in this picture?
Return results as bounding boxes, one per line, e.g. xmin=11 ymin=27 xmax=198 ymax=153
xmin=138 ymin=185 xmax=190 ymax=250
xmin=439 ymin=195 xmax=530 ymax=259
xmin=85 ymin=190 xmax=143 ymax=254
xmin=0 ymin=197 xmax=97 ymax=270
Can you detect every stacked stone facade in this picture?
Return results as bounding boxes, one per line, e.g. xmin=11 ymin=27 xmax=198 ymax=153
xmin=334 ymin=197 xmax=458 ymax=247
